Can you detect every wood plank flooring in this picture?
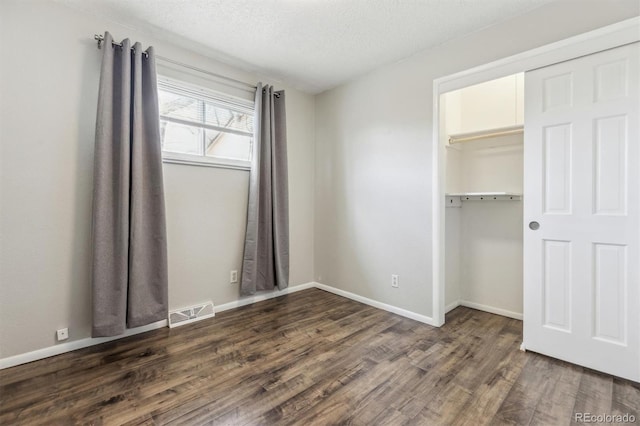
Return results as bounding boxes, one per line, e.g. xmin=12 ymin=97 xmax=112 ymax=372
xmin=0 ymin=288 xmax=637 ymax=425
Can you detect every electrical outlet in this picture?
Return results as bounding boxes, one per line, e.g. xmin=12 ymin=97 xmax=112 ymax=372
xmin=56 ymin=328 xmax=69 ymax=341
xmin=391 ymin=274 xmax=399 ymax=288
xmin=230 ymin=270 xmax=238 ymax=283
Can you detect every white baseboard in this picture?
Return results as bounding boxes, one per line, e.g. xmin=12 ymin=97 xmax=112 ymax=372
xmin=0 ymin=281 xmax=439 ymax=370
xmin=0 ymin=282 xmax=317 ymax=370
xmin=459 ymin=300 xmax=523 ymax=320
xmin=445 ymin=301 xmax=460 ymax=314
xmin=314 ymin=283 xmax=437 ymax=326
xmin=215 ymin=282 xmax=315 ymax=313
xmin=0 ymin=320 xmax=168 ymax=370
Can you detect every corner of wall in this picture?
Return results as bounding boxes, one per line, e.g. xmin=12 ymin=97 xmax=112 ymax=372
xmin=310 ymin=92 xmax=318 ymax=284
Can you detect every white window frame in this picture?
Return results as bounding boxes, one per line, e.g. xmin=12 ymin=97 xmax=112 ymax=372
xmin=158 ymin=76 xmax=255 ymax=170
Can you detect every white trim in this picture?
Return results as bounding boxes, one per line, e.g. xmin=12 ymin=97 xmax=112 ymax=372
xmin=0 ymin=283 xmax=316 ymax=370
xmin=314 ymin=283 xmax=437 ymax=326
xmin=445 ymin=299 xmax=522 ymax=320
xmin=0 ymin=320 xmax=168 ymax=370
xmin=459 ymin=300 xmax=523 ymax=321
xmin=437 ymin=17 xmax=640 ymax=94
xmin=445 ymin=301 xmax=460 ymax=314
xmin=432 ymin=76 xmax=444 ymax=326
xmin=0 ymin=281 xmax=442 ymax=370
xmin=432 ymin=17 xmax=640 ymax=330
xmin=162 ymin=152 xmax=251 ymax=171
xmin=214 ymin=282 xmax=315 ymax=313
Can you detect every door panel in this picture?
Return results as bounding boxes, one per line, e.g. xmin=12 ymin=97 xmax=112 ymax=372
xmin=543 ymin=239 xmax=572 ymax=332
xmin=543 ymin=124 xmax=572 ymax=214
xmin=594 ymin=59 xmax=628 ymax=101
xmin=524 ymin=43 xmax=639 ymax=381
xmin=594 ymin=115 xmax=627 ymax=215
xmin=542 ymin=72 xmax=573 ymax=110
xmin=593 ymin=243 xmax=626 ymax=344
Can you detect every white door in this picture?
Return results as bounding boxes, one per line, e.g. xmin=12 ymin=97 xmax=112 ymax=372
xmin=523 ymin=43 xmax=639 ymax=382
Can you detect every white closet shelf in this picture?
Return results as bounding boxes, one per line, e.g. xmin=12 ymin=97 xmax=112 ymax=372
xmin=448 ymin=124 xmax=523 ymax=144
xmin=446 ymin=192 xmax=522 ymax=207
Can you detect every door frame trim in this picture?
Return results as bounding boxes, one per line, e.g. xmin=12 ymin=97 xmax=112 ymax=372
xmin=431 ymin=17 xmax=640 ymax=327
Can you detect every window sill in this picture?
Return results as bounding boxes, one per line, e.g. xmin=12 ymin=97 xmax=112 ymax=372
xmin=162 ymin=153 xmax=251 ymax=171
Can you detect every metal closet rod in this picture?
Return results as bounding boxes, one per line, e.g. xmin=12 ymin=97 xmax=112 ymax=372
xmin=93 ymin=34 xmax=258 ymax=91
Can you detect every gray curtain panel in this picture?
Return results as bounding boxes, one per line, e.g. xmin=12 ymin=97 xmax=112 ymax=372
xmin=241 ymin=84 xmax=289 ymax=295
xmin=91 ymin=32 xmax=168 ymax=337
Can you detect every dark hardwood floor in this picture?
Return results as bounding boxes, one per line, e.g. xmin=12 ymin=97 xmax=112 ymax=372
xmin=0 ymin=288 xmax=637 ymax=425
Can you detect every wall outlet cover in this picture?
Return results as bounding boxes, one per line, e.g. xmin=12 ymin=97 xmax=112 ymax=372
xmin=56 ymin=328 xmax=69 ymax=341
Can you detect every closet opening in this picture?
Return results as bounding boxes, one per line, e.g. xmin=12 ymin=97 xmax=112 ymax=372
xmin=431 ymin=21 xmax=638 ymax=379
xmin=441 ymin=73 xmax=524 ymax=322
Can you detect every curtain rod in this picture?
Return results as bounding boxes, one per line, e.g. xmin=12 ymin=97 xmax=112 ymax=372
xmin=93 ymin=34 xmax=257 ymax=92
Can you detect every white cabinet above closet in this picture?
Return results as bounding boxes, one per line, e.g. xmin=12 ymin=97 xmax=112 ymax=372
xmin=444 ymin=73 xmax=524 ymax=139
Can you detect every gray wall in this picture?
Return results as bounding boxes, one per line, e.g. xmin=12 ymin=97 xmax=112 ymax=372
xmin=1 ymin=0 xmax=638 ymax=361
xmin=0 ymin=0 xmax=315 ymax=358
xmin=314 ymin=1 xmax=639 ymax=318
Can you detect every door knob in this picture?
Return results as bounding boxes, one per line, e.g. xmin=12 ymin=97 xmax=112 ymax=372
xmin=529 ymin=221 xmax=540 ymax=230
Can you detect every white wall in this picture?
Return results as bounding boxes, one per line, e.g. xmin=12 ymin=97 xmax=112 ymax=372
xmin=1 ymin=0 xmax=638 ymax=362
xmin=443 ymin=94 xmax=462 ymax=309
xmin=447 ymin=135 xmax=524 ymax=317
xmin=443 ymin=72 xmax=525 ymax=316
xmin=460 ymin=199 xmax=523 ymax=316
xmin=314 ymin=1 xmax=639 ymax=319
xmin=0 ymin=0 xmax=315 ymax=359
xmin=444 ymin=207 xmax=461 ymax=309
xmin=454 ymin=74 xmax=523 ymax=134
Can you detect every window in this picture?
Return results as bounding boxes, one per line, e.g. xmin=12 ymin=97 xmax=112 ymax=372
xmin=158 ymin=77 xmax=254 ymax=169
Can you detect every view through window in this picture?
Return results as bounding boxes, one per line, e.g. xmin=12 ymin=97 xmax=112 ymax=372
xmin=158 ymin=78 xmax=254 ymax=169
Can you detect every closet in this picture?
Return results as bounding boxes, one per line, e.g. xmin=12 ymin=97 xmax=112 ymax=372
xmin=442 ymin=74 xmax=524 ymax=320
xmin=436 ymin=39 xmax=639 ymax=382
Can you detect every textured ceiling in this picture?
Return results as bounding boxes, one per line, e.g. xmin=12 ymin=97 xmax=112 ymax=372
xmin=58 ymin=0 xmax=555 ymax=93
